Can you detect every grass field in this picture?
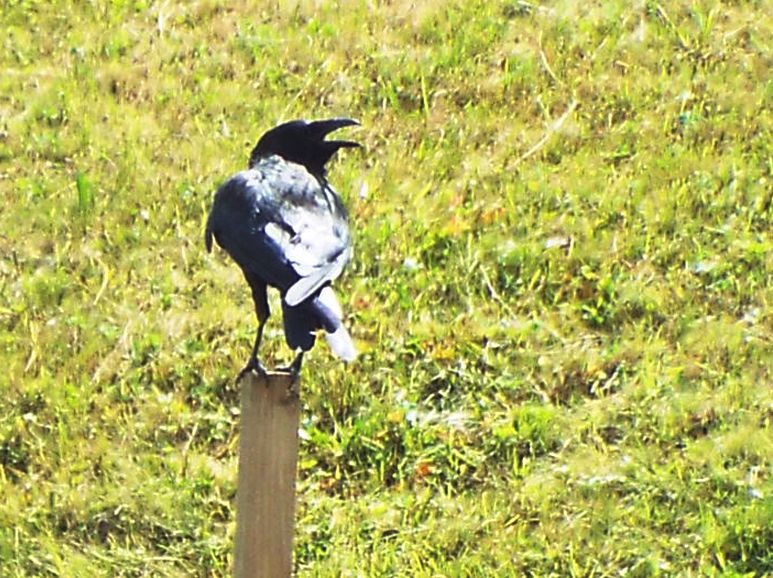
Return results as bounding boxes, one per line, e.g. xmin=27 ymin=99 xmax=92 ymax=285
xmin=1 ymin=0 xmax=771 ymax=575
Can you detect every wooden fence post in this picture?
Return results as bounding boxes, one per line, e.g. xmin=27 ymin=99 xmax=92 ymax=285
xmin=234 ymin=371 xmax=300 ymax=578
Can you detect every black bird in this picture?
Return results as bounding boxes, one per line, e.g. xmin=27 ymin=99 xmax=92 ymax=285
xmin=205 ymin=118 xmax=359 ymax=375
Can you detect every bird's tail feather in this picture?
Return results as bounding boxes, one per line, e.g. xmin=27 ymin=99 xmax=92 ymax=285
xmin=317 ymin=286 xmax=356 ymax=362
xmin=282 ymin=286 xmax=356 ymax=361
xmin=205 ymin=226 xmax=214 ymax=252
xmin=325 ymin=325 xmax=357 ymax=362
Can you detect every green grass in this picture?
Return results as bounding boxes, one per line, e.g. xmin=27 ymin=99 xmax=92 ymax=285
xmin=1 ymin=0 xmax=771 ymax=575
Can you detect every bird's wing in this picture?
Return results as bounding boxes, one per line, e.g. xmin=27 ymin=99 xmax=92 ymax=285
xmin=265 ymin=196 xmax=352 ymax=306
xmin=258 ymin=158 xmax=352 ymax=306
xmin=207 ymin=171 xmax=298 ymax=290
xmin=209 ymin=160 xmax=351 ymax=304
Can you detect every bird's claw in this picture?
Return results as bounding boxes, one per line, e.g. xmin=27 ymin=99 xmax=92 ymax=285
xmin=276 ymin=365 xmax=301 ymax=399
xmin=277 ymin=353 xmax=303 ymax=398
xmin=275 ymin=363 xmax=300 ymax=380
xmin=238 ymin=357 xmax=268 ymax=382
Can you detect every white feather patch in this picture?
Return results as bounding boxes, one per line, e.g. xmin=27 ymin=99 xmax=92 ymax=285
xmin=325 ymin=326 xmax=357 ymax=362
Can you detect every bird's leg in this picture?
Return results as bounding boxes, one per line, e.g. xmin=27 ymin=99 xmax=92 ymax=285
xmin=289 ymin=351 xmax=304 ymax=375
xmin=239 ymin=275 xmax=270 ymax=380
xmin=276 ymin=351 xmax=303 ymax=396
xmin=278 ymin=351 xmax=304 ymax=378
xmin=238 ymin=321 xmax=267 ymax=379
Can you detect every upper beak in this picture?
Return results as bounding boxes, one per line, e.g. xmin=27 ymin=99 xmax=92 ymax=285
xmin=308 ymin=118 xmax=360 ymax=140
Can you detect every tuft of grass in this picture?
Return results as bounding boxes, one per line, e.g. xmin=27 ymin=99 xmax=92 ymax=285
xmin=1 ymin=0 xmax=771 ymax=576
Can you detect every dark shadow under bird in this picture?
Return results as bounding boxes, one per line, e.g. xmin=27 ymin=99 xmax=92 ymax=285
xmin=205 ymin=118 xmax=360 ymax=375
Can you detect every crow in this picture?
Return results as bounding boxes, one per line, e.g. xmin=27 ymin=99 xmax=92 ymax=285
xmin=205 ymin=118 xmax=359 ymax=376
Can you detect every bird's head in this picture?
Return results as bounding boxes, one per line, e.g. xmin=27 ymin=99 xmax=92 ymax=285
xmin=249 ymin=118 xmax=360 ymax=177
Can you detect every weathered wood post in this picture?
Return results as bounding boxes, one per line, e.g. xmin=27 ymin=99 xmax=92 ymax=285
xmin=234 ymin=371 xmax=300 ymax=578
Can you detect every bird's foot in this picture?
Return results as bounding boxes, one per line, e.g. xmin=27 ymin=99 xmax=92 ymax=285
xmin=277 ymin=352 xmax=303 ymax=376
xmin=238 ymin=357 xmax=268 ymax=382
xmin=277 ymin=352 xmax=303 ymax=395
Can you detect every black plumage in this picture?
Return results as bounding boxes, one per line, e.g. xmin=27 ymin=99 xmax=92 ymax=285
xmin=205 ymin=118 xmax=359 ymax=374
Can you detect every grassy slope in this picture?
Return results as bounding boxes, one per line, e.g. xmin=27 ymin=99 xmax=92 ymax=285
xmin=0 ymin=0 xmax=771 ymax=575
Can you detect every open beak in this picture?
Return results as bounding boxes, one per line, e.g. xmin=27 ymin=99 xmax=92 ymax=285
xmin=308 ymin=118 xmax=360 ymax=145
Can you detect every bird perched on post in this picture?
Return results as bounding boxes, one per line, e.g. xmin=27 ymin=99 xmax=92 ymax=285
xmin=205 ymin=118 xmax=359 ymax=376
